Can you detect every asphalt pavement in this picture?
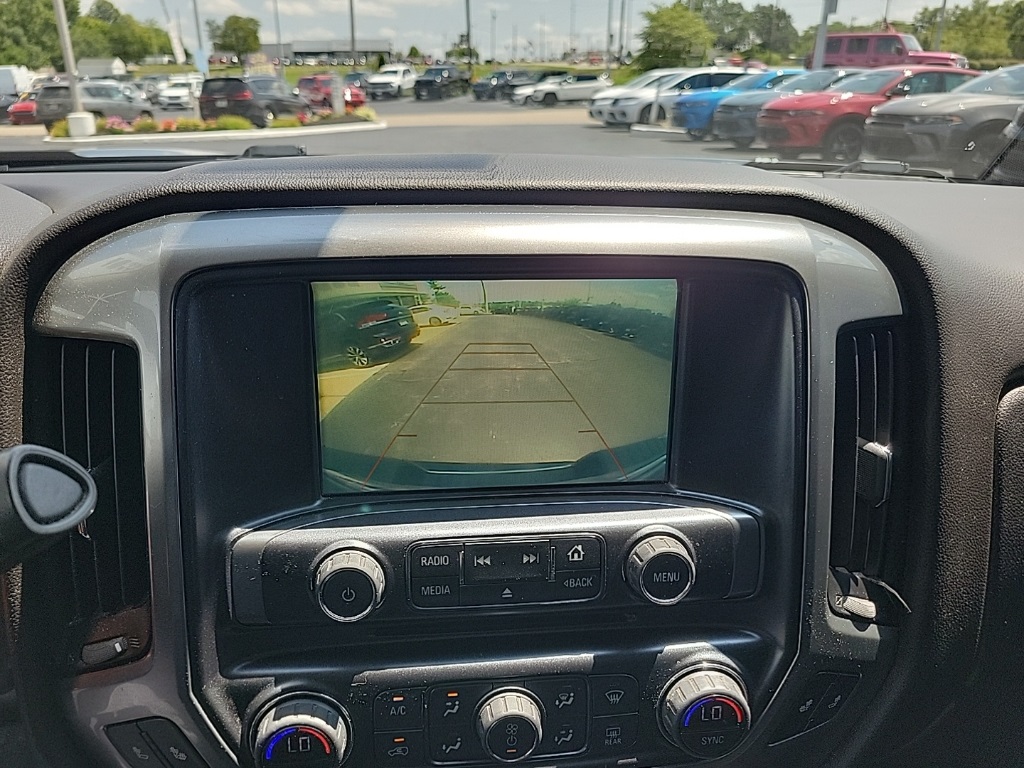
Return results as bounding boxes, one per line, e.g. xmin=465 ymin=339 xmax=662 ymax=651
xmin=0 ymin=95 xmax=782 ymax=163
xmin=320 ymin=315 xmax=673 ymax=489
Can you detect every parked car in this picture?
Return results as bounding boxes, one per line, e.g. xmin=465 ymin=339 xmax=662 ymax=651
xmin=410 ymin=303 xmax=460 ymax=326
xmin=0 ymin=92 xmax=18 ymax=123
xmin=758 ymin=66 xmax=979 ymax=161
xmin=199 ymin=76 xmax=312 ymax=128
xmin=588 ymin=68 xmax=694 ymax=122
xmin=713 ymin=69 xmax=863 ymax=148
xmin=297 ymin=74 xmax=350 ymax=109
xmin=597 ymin=67 xmax=750 ymax=126
xmin=864 ymin=64 xmax=1024 ymax=177
xmin=473 ymin=70 xmax=531 ymax=100
xmin=670 ymin=69 xmax=804 ymax=138
xmin=156 ymin=78 xmax=193 ymax=110
xmin=530 ymin=73 xmax=611 ymax=105
xmin=364 ymin=64 xmax=418 ymax=99
xmin=459 ymin=304 xmax=487 ymax=315
xmin=139 ymin=74 xmax=170 ymax=104
xmin=500 ymin=69 xmax=570 ymax=101
xmin=343 ymin=71 xmax=371 ymax=89
xmin=808 ymin=31 xmax=969 ymax=69
xmin=36 ymin=81 xmax=155 ymax=129
xmin=315 ymin=298 xmax=420 ymax=370
xmin=414 ymin=66 xmax=471 ymax=100
xmin=510 ymin=75 xmax=566 ymax=105
xmin=6 ymin=91 xmax=36 ymax=125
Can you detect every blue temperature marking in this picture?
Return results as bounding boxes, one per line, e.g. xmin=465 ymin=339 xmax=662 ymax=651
xmin=265 ymin=727 xmax=297 ymax=761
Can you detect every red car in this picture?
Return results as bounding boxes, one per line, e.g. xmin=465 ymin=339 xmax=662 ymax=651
xmin=7 ymin=92 xmax=37 ymax=125
xmin=757 ymin=66 xmax=978 ymax=161
xmin=297 ymin=74 xmax=366 ymax=111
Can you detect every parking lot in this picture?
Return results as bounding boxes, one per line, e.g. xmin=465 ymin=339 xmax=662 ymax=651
xmin=0 ymin=94 xmax=788 ymax=163
xmin=319 ymin=314 xmax=673 ymax=489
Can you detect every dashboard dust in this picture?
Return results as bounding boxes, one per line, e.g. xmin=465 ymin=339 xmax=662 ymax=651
xmin=313 ymin=279 xmax=679 ymax=492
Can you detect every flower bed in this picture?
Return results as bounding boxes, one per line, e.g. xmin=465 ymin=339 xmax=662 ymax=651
xmin=48 ymin=107 xmax=377 ymax=137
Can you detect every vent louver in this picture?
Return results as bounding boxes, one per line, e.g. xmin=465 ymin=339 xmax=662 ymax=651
xmin=828 ymin=327 xmax=907 ymax=624
xmin=46 ymin=339 xmax=151 ymax=668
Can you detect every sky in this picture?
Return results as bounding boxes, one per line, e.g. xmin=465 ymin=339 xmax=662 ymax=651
xmin=89 ymin=0 xmax=942 ymax=63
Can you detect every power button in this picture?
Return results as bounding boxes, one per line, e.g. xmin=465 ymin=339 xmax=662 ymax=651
xmin=315 ymin=549 xmax=386 ymax=622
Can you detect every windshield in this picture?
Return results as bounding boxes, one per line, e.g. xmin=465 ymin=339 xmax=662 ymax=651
xmin=954 ymin=66 xmax=1024 ymax=95
xmin=1 ymin=7 xmax=1022 ymax=186
xmin=827 ymin=70 xmax=897 ymax=94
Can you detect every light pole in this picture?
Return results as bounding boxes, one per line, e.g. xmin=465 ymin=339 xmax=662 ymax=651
xmin=605 ymin=0 xmax=614 ymax=71
xmin=540 ymin=15 xmax=545 ymax=62
xmin=272 ymin=0 xmax=283 ymax=68
xmin=51 ymin=0 xmax=93 ymax=136
xmin=810 ymin=0 xmax=832 ymax=70
xmin=349 ymin=0 xmax=357 ymax=69
xmin=569 ymin=0 xmax=576 ymax=60
xmin=616 ymin=0 xmax=626 ymax=64
xmin=192 ymin=0 xmax=206 ymax=73
xmin=491 ymin=10 xmax=496 ymax=63
xmin=935 ymin=0 xmax=949 ymax=49
xmin=466 ymin=0 xmax=473 ymax=64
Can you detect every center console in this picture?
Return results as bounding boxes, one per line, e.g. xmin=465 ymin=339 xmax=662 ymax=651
xmin=28 ymin=206 xmax=903 ymax=768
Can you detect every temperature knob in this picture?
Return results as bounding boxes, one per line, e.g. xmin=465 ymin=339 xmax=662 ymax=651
xmin=625 ymin=534 xmax=695 ymax=605
xmin=660 ymin=669 xmax=751 ymax=758
xmin=476 ymin=690 xmax=543 ymax=762
xmin=314 ymin=549 xmax=385 ymax=622
xmin=254 ymin=697 xmax=349 ymax=767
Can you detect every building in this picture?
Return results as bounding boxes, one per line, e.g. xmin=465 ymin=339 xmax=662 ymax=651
xmin=260 ymin=39 xmax=393 ymax=63
xmin=78 ymin=58 xmax=127 ymax=78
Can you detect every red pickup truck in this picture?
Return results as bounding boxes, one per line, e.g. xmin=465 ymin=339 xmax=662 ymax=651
xmin=807 ymin=32 xmax=969 ymax=69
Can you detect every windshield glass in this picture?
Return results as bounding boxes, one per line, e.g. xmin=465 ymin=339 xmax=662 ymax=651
xmin=955 ymin=66 xmax=1024 ymax=95
xmin=1 ymin=6 xmax=1022 ymax=186
xmin=827 ymin=70 xmax=897 ymax=94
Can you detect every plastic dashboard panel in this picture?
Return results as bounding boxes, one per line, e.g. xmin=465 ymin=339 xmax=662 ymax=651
xmin=0 ymin=155 xmax=1014 ymax=768
xmin=27 ymin=203 xmax=899 ymax=768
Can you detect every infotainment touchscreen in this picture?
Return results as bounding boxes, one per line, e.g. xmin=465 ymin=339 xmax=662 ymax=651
xmin=313 ymin=279 xmax=678 ymax=492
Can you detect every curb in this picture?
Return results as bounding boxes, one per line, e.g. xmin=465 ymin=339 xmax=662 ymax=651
xmin=45 ymin=120 xmax=387 ymax=143
xmin=629 ymin=125 xmax=691 ymax=136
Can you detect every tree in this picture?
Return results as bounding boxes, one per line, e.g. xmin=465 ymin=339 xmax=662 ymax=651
xmin=636 ymin=1 xmax=715 ymax=70
xmin=408 ymin=45 xmax=422 ymax=59
xmin=0 ymin=0 xmax=77 ymax=69
xmin=697 ymin=0 xmax=752 ymax=50
xmin=72 ymin=16 xmax=114 ymax=58
xmin=445 ymin=45 xmax=479 ymax=61
xmin=749 ymin=4 xmax=797 ymax=54
xmin=88 ymin=0 xmax=121 ymax=23
xmin=943 ymin=0 xmax=1010 ymax=59
xmin=1005 ymin=0 xmax=1024 ymax=57
xmin=208 ymin=15 xmax=261 ymax=61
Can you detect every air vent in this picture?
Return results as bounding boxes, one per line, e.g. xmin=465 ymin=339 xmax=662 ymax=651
xmin=828 ymin=326 xmax=907 ymax=624
xmin=26 ymin=338 xmax=151 ymax=668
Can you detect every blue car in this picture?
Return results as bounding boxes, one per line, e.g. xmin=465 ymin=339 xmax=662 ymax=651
xmin=671 ymin=69 xmax=804 ymax=139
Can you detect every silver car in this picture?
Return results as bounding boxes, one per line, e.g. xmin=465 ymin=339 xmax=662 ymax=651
xmin=35 ymin=81 xmax=154 ymax=128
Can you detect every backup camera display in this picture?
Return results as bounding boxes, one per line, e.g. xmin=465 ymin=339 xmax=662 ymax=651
xmin=313 ymin=279 xmax=678 ymax=492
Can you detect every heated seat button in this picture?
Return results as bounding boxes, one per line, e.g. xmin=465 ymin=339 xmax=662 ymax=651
xmin=375 ymin=731 xmax=424 ymax=766
xmin=136 ymin=718 xmax=209 ymax=766
xmin=375 ymin=689 xmax=424 ymax=730
xmin=769 ymin=673 xmax=837 ymax=743
xmin=106 ymin=722 xmax=158 ymax=768
xmin=591 ymin=675 xmax=640 ymax=716
xmin=806 ymin=673 xmax=859 ymax=730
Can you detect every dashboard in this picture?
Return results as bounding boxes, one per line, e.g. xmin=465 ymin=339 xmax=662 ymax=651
xmin=0 ymin=155 xmax=1019 ymax=768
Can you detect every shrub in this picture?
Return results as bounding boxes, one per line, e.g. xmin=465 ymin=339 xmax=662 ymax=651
xmin=269 ymin=116 xmax=302 ymax=128
xmin=352 ymin=106 xmax=378 ymax=122
xmin=49 ymin=120 xmax=69 ymax=137
xmin=95 ymin=117 xmax=107 ymax=133
xmin=213 ymin=114 xmax=254 ymax=131
xmin=132 ymin=118 xmax=159 ymax=133
xmin=174 ymin=118 xmax=205 ymax=132
xmin=159 ymin=119 xmax=177 ymax=132
xmin=100 ymin=115 xmax=132 ymax=134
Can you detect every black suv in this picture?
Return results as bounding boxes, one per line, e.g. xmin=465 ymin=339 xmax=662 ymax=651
xmin=414 ymin=66 xmax=471 ymax=100
xmin=199 ymin=76 xmax=310 ymax=127
xmin=472 ymin=70 xmax=531 ymax=100
xmin=315 ymin=298 xmax=420 ymax=371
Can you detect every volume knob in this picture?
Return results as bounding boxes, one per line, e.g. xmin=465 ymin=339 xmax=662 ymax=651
xmin=314 ymin=549 xmax=385 ymax=622
xmin=625 ymin=534 xmax=695 ymax=605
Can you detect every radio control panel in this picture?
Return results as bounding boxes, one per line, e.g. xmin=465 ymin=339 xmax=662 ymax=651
xmin=228 ymin=501 xmax=762 ymax=627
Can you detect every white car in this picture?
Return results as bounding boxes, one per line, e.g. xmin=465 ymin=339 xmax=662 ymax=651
xmin=364 ymin=65 xmax=418 ymax=99
xmin=157 ymin=79 xmax=193 ymax=110
xmin=510 ymin=76 xmax=565 ymax=105
xmin=596 ymin=67 xmax=753 ymax=125
xmin=411 ymin=303 xmax=460 ymax=326
xmin=588 ymin=68 xmax=694 ymax=122
xmin=530 ymin=73 xmax=611 ymax=106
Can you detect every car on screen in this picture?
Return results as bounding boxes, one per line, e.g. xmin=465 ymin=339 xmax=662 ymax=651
xmin=411 ymin=303 xmax=460 ymax=326
xmin=315 ymin=298 xmax=420 ymax=370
